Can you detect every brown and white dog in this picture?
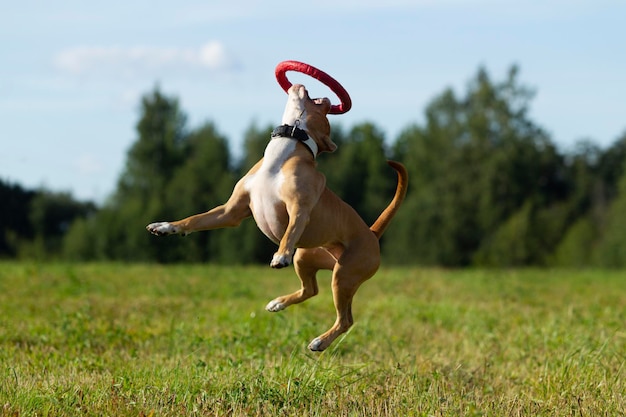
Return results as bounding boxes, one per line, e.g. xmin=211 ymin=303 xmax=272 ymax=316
xmin=146 ymin=84 xmax=408 ymax=351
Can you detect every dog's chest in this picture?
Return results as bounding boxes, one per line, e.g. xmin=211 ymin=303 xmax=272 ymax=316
xmin=244 ymin=139 xmax=295 ymax=242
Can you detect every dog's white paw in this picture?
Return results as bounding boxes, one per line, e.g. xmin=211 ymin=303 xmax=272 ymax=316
xmin=146 ymin=222 xmax=180 ymax=236
xmin=270 ymin=253 xmax=292 ymax=269
xmin=308 ymin=337 xmax=325 ymax=352
xmin=265 ymin=299 xmax=286 ymax=312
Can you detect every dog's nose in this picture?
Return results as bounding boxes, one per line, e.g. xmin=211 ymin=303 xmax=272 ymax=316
xmin=292 ymin=84 xmax=306 ymax=99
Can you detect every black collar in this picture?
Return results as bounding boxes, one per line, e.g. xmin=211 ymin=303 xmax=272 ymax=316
xmin=271 ymin=124 xmax=317 ymax=158
xmin=271 ymin=124 xmax=309 ymax=141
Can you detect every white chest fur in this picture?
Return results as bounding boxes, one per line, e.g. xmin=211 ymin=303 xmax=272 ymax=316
xmin=259 ymin=137 xmax=297 ymax=174
xmin=244 ymin=138 xmax=296 ymax=242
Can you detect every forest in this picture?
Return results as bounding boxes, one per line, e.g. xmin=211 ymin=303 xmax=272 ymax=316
xmin=3 ymin=65 xmax=626 ymax=267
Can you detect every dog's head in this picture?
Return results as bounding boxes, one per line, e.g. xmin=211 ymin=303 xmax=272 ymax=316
xmin=281 ymin=84 xmax=337 ymax=153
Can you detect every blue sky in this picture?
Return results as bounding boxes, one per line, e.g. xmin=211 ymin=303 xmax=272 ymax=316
xmin=1 ymin=0 xmax=625 ymax=203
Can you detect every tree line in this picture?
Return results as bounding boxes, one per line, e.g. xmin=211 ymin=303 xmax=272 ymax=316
xmin=3 ymin=65 xmax=626 ymax=267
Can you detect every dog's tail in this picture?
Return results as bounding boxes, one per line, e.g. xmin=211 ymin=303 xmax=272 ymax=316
xmin=370 ymin=160 xmax=409 ymax=239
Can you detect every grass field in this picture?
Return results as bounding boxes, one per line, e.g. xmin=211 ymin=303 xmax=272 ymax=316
xmin=0 ymin=262 xmax=625 ymax=416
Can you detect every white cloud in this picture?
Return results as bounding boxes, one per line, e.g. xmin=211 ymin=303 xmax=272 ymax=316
xmin=54 ymin=41 xmax=240 ymax=77
xmin=199 ymin=42 xmax=234 ymax=70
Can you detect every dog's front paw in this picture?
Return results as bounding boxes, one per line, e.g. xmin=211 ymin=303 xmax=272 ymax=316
xmin=270 ymin=253 xmax=292 ymax=269
xmin=146 ymin=222 xmax=180 ymax=236
xmin=308 ymin=337 xmax=327 ymax=352
xmin=265 ymin=299 xmax=286 ymax=312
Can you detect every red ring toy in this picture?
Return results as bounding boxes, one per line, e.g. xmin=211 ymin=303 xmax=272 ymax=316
xmin=275 ymin=60 xmax=352 ymax=115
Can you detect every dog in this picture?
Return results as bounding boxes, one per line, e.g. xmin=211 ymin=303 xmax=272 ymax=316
xmin=147 ymin=84 xmax=408 ymax=351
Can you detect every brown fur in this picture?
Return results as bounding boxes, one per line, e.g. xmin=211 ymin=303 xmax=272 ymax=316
xmin=147 ymin=84 xmax=408 ymax=351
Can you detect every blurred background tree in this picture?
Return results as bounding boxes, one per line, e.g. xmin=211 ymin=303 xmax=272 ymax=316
xmin=3 ymin=67 xmax=626 ymax=267
xmin=386 ymin=66 xmax=572 ymax=266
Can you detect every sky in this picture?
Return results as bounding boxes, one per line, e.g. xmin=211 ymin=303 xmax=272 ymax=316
xmin=1 ymin=0 xmax=625 ymax=203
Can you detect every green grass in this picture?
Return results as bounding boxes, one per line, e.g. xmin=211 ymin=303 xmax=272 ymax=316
xmin=0 ymin=262 xmax=625 ymax=416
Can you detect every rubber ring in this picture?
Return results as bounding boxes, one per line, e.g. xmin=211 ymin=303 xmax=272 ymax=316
xmin=275 ymin=60 xmax=352 ymax=115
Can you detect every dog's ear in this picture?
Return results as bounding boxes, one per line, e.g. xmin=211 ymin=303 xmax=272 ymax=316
xmin=320 ymin=135 xmax=338 ymax=153
xmin=308 ymin=122 xmax=337 ymax=154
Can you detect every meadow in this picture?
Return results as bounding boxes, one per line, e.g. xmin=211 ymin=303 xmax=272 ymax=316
xmin=0 ymin=262 xmax=624 ymax=416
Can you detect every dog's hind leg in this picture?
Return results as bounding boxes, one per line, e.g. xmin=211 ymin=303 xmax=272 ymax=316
xmin=266 ymin=247 xmax=335 ymax=312
xmin=308 ymin=234 xmax=380 ymax=351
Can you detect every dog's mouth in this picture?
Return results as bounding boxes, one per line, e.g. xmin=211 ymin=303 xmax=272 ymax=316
xmin=313 ymin=97 xmax=329 ymax=106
